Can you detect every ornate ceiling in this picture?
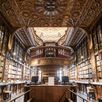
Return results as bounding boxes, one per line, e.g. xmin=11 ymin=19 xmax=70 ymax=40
xmin=0 ymin=0 xmax=102 ymax=27
xmin=64 ymin=27 xmax=86 ymax=47
xmin=29 ymin=27 xmax=67 ymax=42
xmin=0 ymin=0 xmax=102 ymax=49
xmin=15 ymin=27 xmax=37 ymax=48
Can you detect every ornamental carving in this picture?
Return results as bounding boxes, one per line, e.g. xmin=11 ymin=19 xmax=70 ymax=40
xmin=0 ymin=0 xmax=102 ymax=27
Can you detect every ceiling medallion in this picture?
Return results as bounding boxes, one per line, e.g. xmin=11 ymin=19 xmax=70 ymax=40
xmin=35 ymin=0 xmax=67 ymax=16
xmin=44 ymin=0 xmax=58 ymax=16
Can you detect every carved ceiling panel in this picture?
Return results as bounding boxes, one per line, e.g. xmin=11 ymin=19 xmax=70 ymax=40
xmin=69 ymin=29 xmax=85 ymax=47
xmin=58 ymin=27 xmax=86 ymax=47
xmin=63 ymin=0 xmax=87 ymax=27
xmin=15 ymin=27 xmax=36 ymax=47
xmin=33 ymin=27 xmax=67 ymax=42
xmin=78 ymin=0 xmax=102 ymax=27
xmin=0 ymin=0 xmax=25 ymax=27
xmin=0 ymin=0 xmax=102 ymax=27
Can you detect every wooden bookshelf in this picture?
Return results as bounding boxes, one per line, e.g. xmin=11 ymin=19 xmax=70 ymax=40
xmin=69 ymin=37 xmax=91 ymax=81
xmin=95 ymin=52 xmax=102 ymax=81
xmin=23 ymin=64 xmax=31 ymax=81
xmin=4 ymin=59 xmax=24 ymax=82
xmin=0 ymin=55 xmax=4 ymax=81
xmin=77 ymin=60 xmax=92 ymax=81
xmin=69 ymin=64 xmax=76 ymax=80
xmin=91 ymin=20 xmax=102 ymax=81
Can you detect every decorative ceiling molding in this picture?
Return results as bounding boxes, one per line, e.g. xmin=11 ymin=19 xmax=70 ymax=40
xmin=0 ymin=0 xmax=25 ymax=27
xmin=58 ymin=27 xmax=74 ymax=45
xmin=69 ymin=28 xmax=86 ymax=47
xmin=60 ymin=27 xmax=87 ymax=47
xmin=33 ymin=27 xmax=67 ymax=42
xmin=0 ymin=0 xmax=102 ymax=50
xmin=28 ymin=27 xmax=43 ymax=46
xmin=15 ymin=27 xmax=36 ymax=48
xmin=0 ymin=0 xmax=102 ymax=27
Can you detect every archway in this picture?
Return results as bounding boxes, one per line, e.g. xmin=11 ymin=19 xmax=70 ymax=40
xmin=8 ymin=26 xmax=91 ymax=62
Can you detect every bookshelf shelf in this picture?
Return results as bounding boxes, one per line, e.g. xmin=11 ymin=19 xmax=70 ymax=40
xmin=95 ymin=52 xmax=102 ymax=81
xmin=4 ymin=59 xmax=23 ymax=81
xmin=0 ymin=55 xmax=4 ymax=81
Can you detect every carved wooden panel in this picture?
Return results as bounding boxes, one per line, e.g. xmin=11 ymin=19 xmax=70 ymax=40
xmin=0 ymin=0 xmax=102 ymax=27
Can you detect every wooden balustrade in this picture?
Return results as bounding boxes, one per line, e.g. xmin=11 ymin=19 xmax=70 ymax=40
xmin=0 ymin=82 xmax=25 ymax=101
xmin=30 ymin=46 xmax=73 ymax=59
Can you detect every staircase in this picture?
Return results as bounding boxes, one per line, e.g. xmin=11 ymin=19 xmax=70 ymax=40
xmin=59 ymin=91 xmax=73 ymax=102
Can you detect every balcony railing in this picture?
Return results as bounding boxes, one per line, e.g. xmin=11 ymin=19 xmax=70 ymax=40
xmin=8 ymin=90 xmax=31 ymax=102
xmin=30 ymin=46 xmax=74 ymax=60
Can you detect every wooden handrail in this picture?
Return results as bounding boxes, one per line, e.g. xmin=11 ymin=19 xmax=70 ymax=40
xmin=30 ymin=46 xmax=73 ymax=51
xmin=30 ymin=46 xmax=73 ymax=59
xmin=8 ymin=90 xmax=31 ymax=102
xmin=59 ymin=89 xmax=68 ymax=102
xmin=67 ymin=89 xmax=96 ymax=102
